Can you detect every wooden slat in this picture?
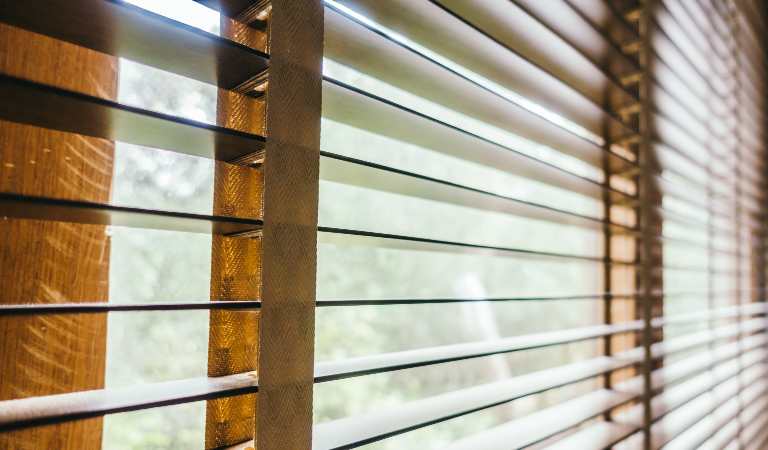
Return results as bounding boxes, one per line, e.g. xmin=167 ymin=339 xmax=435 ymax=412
xmin=319 ymin=152 xmax=632 ymax=232
xmin=544 ymin=352 xmax=768 ymax=450
xmin=514 ymin=0 xmax=638 ymax=77
xmin=313 ymin=355 xmax=628 ymax=450
xmin=436 ymin=0 xmax=637 ymax=114
xmin=0 ymin=0 xmax=269 ymax=89
xmin=312 ymin=320 xmax=766 ymax=449
xmin=0 ymin=74 xmax=266 ymax=163
xmin=664 ymin=381 xmax=768 ymax=450
xmin=0 ymin=301 xmax=261 ymax=315
xmin=441 ymin=332 xmax=767 ymax=450
xmin=323 ymin=7 xmax=628 ymax=170
xmin=315 ymin=321 xmax=644 ymax=382
xmin=704 ymin=390 xmax=768 ymax=449
xmin=0 ymin=372 xmax=259 ymax=432
xmin=332 ymin=0 xmax=631 ymax=140
xmin=321 ymin=79 xmax=633 ymax=203
xmin=317 ymin=226 xmax=633 ymax=265
xmin=443 ymin=389 xmax=635 ymax=450
xmin=0 ymin=193 xmax=263 ymax=236
xmin=648 ymin=364 xmax=768 ymax=448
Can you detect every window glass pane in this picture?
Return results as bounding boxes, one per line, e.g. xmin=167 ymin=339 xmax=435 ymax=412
xmin=102 ymin=4 xmax=220 ymax=447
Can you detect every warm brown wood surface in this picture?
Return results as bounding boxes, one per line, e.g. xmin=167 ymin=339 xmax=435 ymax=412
xmin=0 ymin=25 xmax=117 ymax=449
xmin=206 ymin=10 xmax=267 ymax=450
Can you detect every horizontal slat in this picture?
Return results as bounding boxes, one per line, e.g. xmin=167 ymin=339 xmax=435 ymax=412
xmin=660 ymin=302 xmax=768 ymax=326
xmin=0 ymin=74 xmax=266 ymax=163
xmin=321 ymin=79 xmax=632 ymax=203
xmin=653 ymin=113 xmax=713 ymax=170
xmin=648 ymin=363 xmax=768 ymax=448
xmin=315 ymin=303 xmax=768 ymax=382
xmin=646 ymin=335 xmax=767 ymax=395
xmin=657 ymin=318 xmax=768 ymax=356
xmin=448 ymin=332 xmax=768 ymax=450
xmin=513 ymin=0 xmax=638 ymax=78
xmin=668 ymin=0 xmax=768 ymax=126
xmin=16 ymin=295 xmax=737 ymax=313
xmin=0 ymin=297 xmax=633 ymax=312
xmin=442 ymin=389 xmax=635 ymax=450
xmin=747 ymin=422 xmax=768 ymax=450
xmin=664 ymin=380 xmax=768 ymax=450
xmin=516 ymin=334 xmax=768 ymax=450
xmin=547 ymin=350 xmax=768 ymax=450
xmin=319 ymin=152 xmax=631 ymax=232
xmin=657 ymin=176 xmax=740 ymax=219
xmin=315 ymin=293 xmax=630 ymax=307
xmin=0 ymin=0 xmax=269 ymax=89
xmin=315 ymin=321 xmax=643 ymax=382
xmin=629 ymin=348 xmax=768 ymax=424
xmin=658 ymin=209 xmax=744 ymax=241
xmin=0 ymin=300 xmax=261 ymax=315
xmin=652 ymin=113 xmax=766 ymax=195
xmin=652 ymin=146 xmax=764 ymax=215
xmin=582 ymin=0 xmax=760 ymax=148
xmin=322 ymin=221 xmax=753 ymax=263
xmin=0 ymin=193 xmax=263 ymax=235
xmin=317 ymin=289 xmax=763 ymax=307
xmin=659 ymin=235 xmax=736 ymax=257
xmin=312 ymin=355 xmax=629 ymax=450
xmin=650 ymin=89 xmax=710 ymax=155
xmin=655 ymin=4 xmax=727 ymax=96
xmin=6 ymin=294 xmax=761 ymax=312
xmin=650 ymin=21 xmax=712 ymax=108
xmin=572 ymin=0 xmax=767 ymax=148
xmin=542 ymin=422 xmax=638 ymax=450
xmin=317 ymin=226 xmax=632 ymax=265
xmin=633 ymin=329 xmax=766 ymax=402
xmin=652 ymin=12 xmax=768 ymax=132
xmin=652 ymin=121 xmax=763 ymax=195
xmin=741 ymin=402 xmax=768 ymax=450
xmin=11 ymin=305 xmax=757 ymax=437
xmin=435 ymin=0 xmax=637 ymax=111
xmin=330 ymin=0 xmax=630 ymax=140
xmin=662 ymin=0 xmax=725 ymax=74
xmin=8 ymin=305 xmax=758 ymax=437
xmin=312 ymin=320 xmax=767 ymax=449
xmin=703 ymin=392 xmax=768 ymax=450
xmin=323 ymin=6 xmax=633 ymax=171
xmin=0 ymin=371 xmax=258 ymax=431
xmin=651 ymin=54 xmax=713 ymax=130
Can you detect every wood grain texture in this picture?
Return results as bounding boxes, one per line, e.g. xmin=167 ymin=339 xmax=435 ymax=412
xmin=0 ymin=25 xmax=116 ymax=449
xmin=257 ymin=1 xmax=323 ymax=449
xmin=205 ymin=11 xmax=267 ymax=450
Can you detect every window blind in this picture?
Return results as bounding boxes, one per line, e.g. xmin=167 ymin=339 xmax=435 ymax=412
xmin=0 ymin=1 xmax=322 ymax=449
xmin=0 ymin=0 xmax=766 ymax=449
xmin=312 ymin=0 xmax=767 ymax=449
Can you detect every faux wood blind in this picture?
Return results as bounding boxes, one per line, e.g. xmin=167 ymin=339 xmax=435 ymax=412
xmin=0 ymin=1 xmax=322 ymax=449
xmin=311 ymin=0 xmax=768 ymax=449
xmin=0 ymin=0 xmax=766 ymax=449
